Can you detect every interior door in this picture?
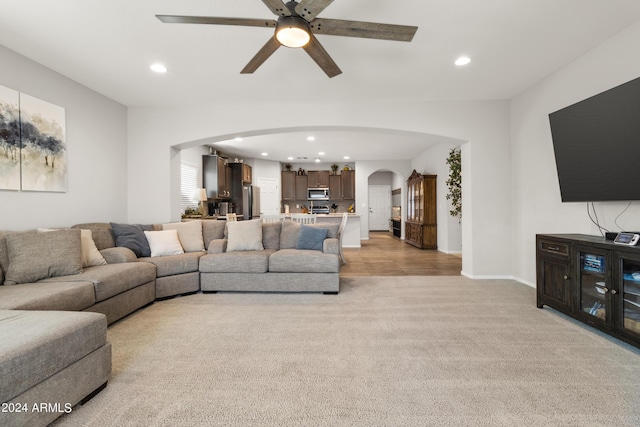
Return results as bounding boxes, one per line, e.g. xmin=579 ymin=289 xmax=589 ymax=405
xmin=257 ymin=178 xmax=278 ymax=215
xmin=369 ymin=185 xmax=391 ymax=231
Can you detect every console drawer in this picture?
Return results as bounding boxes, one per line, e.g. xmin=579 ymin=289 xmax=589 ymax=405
xmin=540 ymin=240 xmax=569 ymax=257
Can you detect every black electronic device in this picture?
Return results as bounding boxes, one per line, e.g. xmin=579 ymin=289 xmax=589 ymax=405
xmin=614 ymin=232 xmax=640 ymax=246
xmin=549 ymin=75 xmax=640 ymax=202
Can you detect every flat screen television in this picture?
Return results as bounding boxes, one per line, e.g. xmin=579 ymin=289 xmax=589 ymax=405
xmin=548 ymin=75 xmax=640 ymax=202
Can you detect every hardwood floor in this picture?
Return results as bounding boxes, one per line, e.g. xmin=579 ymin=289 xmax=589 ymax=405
xmin=340 ymin=231 xmax=462 ymax=276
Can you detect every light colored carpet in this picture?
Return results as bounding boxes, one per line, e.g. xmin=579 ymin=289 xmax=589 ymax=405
xmin=53 ymin=277 xmax=640 ymax=426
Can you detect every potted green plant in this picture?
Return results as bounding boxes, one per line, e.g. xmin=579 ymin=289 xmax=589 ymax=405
xmin=331 ymin=164 xmax=339 ymax=174
xmin=445 ymin=147 xmax=461 ymax=220
xmin=284 ymin=163 xmax=292 ymax=172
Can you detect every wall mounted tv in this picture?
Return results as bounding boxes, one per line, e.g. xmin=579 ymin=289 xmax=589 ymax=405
xmin=549 ymin=75 xmax=640 ymax=202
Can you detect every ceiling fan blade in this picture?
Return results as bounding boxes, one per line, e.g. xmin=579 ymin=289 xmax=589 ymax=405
xmin=156 ymin=15 xmax=276 ymax=28
xmin=294 ymin=0 xmax=334 ymax=21
xmin=241 ymin=36 xmax=282 ymax=74
xmin=310 ymin=18 xmax=418 ymax=42
xmin=261 ymin=0 xmax=291 ymax=17
xmin=303 ymin=34 xmax=341 ymax=78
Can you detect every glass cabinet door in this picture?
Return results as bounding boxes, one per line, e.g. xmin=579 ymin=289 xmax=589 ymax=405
xmin=620 ymin=258 xmax=640 ymax=337
xmin=578 ymin=249 xmax=610 ymax=324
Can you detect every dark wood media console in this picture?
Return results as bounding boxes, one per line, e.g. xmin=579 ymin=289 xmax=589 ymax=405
xmin=537 ymin=233 xmax=640 ymax=348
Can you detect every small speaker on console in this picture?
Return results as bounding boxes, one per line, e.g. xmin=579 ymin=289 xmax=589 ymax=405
xmin=605 ymin=232 xmax=618 ymax=241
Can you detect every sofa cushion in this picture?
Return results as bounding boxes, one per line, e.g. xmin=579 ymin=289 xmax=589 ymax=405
xmin=4 ymin=229 xmax=83 ymax=285
xmin=0 ymin=281 xmax=95 ymax=311
xmin=312 ymin=222 xmax=340 ymax=239
xmin=42 ymin=262 xmax=157 ymax=302
xmin=144 ymin=230 xmax=184 ymax=257
xmin=262 ymin=222 xmax=282 ymax=250
xmin=0 ymin=310 xmax=107 ymax=404
xmin=163 ymin=220 xmax=205 ymax=252
xmin=199 ymin=250 xmax=275 ymax=273
xmin=139 ymin=252 xmax=203 ymax=277
xmin=279 ymin=221 xmax=301 ymax=249
xmin=40 ymin=228 xmax=107 ymax=267
xmin=226 ymin=219 xmax=264 ymax=252
xmin=71 ymin=223 xmax=115 ymax=250
xmin=296 ymin=225 xmax=328 ymax=251
xmin=269 ymin=249 xmax=340 ymax=273
xmin=202 ymin=221 xmax=226 ymax=250
xmin=110 ymin=223 xmax=153 ymax=257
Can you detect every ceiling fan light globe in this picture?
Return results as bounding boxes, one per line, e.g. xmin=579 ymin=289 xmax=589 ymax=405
xmin=276 ymin=26 xmax=310 ymax=48
xmin=275 ymin=16 xmax=311 ymax=48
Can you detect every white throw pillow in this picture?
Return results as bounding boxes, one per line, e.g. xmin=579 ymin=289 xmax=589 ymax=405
xmin=144 ymin=230 xmax=185 ymax=257
xmin=38 ymin=228 xmax=107 ymax=268
xmin=226 ymin=219 xmax=264 ymax=252
xmin=162 ymin=220 xmax=205 ymax=252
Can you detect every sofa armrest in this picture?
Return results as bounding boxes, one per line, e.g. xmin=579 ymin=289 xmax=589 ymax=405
xmin=207 ymin=239 xmax=228 ymax=254
xmin=323 ymin=238 xmax=340 ymax=255
xmin=100 ymin=247 xmax=137 ymax=263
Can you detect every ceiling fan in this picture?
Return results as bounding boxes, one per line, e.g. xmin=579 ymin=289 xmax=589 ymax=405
xmin=156 ymin=0 xmax=418 ymax=78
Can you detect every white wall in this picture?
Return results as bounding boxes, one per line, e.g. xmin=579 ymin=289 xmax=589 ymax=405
xmin=412 ymin=142 xmax=462 ymax=254
xmin=510 ymin=20 xmax=640 ymax=286
xmin=127 ymin=100 xmax=511 ymax=277
xmin=0 ymin=45 xmax=128 ymax=230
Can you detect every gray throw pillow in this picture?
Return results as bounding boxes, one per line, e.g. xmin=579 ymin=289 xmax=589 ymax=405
xmin=296 ymin=225 xmax=328 ymax=251
xmin=280 ymin=221 xmax=301 ymax=249
xmin=4 ymin=229 xmax=83 ymax=285
xmin=262 ymin=222 xmax=282 ymax=250
xmin=110 ymin=223 xmax=152 ymax=257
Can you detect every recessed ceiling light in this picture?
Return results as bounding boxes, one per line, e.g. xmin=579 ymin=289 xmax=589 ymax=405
xmin=307 ymin=136 xmax=315 ymax=141
xmin=344 ymin=156 xmax=350 ymax=160
xmin=150 ymin=63 xmax=167 ymax=73
xmin=318 ymin=152 xmax=325 ymax=155
xmin=261 ymin=152 xmax=268 ymax=156
xmin=287 ymin=156 xmax=294 ymax=160
xmin=455 ymin=56 xmax=471 ymax=66
xmin=234 ymin=137 xmax=243 ymax=142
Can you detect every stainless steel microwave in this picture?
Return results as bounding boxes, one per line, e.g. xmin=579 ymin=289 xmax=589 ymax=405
xmin=308 ymin=187 xmax=330 ymax=201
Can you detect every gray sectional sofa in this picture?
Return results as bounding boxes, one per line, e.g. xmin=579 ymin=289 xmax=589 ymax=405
xmin=0 ymin=217 xmax=341 ymax=427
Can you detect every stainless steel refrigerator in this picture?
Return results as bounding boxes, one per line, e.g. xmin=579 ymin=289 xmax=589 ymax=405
xmin=233 ymin=184 xmax=260 ymax=220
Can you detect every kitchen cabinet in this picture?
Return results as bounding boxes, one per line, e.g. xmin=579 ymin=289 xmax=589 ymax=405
xmin=329 ymin=175 xmax=342 ymax=200
xmin=295 ymin=174 xmax=308 ymax=200
xmin=232 ymin=163 xmax=251 ymax=183
xmin=405 ymin=170 xmax=437 ymax=249
xmin=203 ymin=155 xmax=231 ymax=199
xmin=341 ymin=170 xmax=355 ymax=200
xmin=308 ymin=170 xmax=330 ymax=187
xmin=281 ymin=171 xmax=296 ymax=201
xmin=536 ymin=233 xmax=640 ymax=348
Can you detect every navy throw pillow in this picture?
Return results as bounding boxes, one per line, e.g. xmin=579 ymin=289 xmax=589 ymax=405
xmin=110 ymin=223 xmax=153 ymax=257
xmin=295 ymin=225 xmax=328 ymax=251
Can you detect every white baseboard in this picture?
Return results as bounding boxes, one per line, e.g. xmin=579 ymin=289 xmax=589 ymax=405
xmin=461 ymin=271 xmax=535 ymax=288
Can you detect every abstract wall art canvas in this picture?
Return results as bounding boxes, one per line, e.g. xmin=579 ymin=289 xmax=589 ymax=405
xmin=0 ymin=84 xmax=21 ymax=191
xmin=19 ymin=93 xmax=67 ymax=192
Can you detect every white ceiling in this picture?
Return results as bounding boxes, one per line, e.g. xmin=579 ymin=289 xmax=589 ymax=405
xmin=2 ymin=0 xmax=640 ymax=163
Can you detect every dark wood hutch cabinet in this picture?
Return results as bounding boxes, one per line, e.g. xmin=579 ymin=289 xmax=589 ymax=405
xmin=405 ymin=170 xmax=437 ymax=249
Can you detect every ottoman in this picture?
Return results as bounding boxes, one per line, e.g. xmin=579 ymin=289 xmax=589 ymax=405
xmin=0 ymin=310 xmax=111 ymax=427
